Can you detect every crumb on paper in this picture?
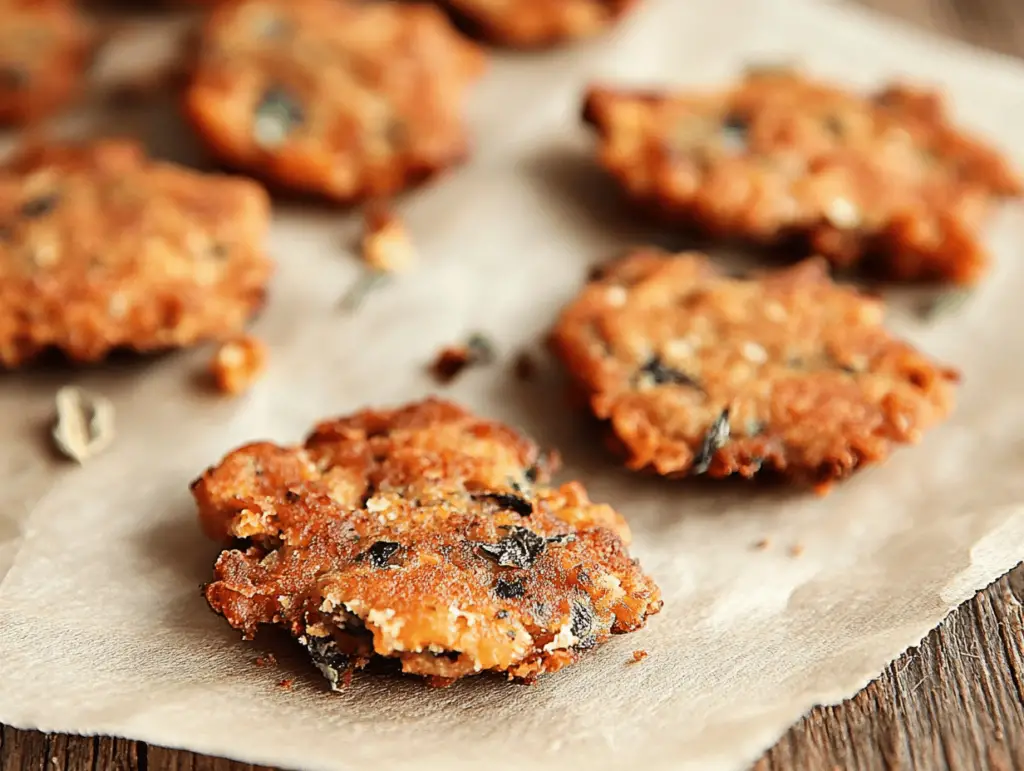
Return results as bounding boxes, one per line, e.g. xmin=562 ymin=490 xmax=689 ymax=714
xmin=254 ymin=653 xmax=278 ymax=668
xmin=630 ymin=649 xmax=648 ymax=664
xmin=209 ymin=336 xmax=267 ymax=395
xmin=361 ymin=204 xmax=416 ymax=273
xmin=430 ymin=333 xmax=496 ymax=384
xmin=514 ymin=351 xmax=537 ymax=381
xmin=754 ymin=538 xmax=771 ymax=551
xmin=52 ymin=386 xmax=116 ymax=464
xmin=341 ymin=668 xmax=355 ymax=688
xmin=278 ymin=678 xmax=294 ymax=689
xmin=789 ymin=543 xmax=805 ymax=558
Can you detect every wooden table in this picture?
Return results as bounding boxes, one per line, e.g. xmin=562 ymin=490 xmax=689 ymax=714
xmin=3 ymin=1 xmax=1024 ymax=769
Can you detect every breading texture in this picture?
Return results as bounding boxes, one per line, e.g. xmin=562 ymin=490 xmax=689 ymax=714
xmin=583 ymin=70 xmax=1022 ymax=284
xmin=192 ymin=398 xmax=662 ymax=687
xmin=0 ymin=0 xmax=90 ymax=125
xmin=441 ymin=0 xmax=639 ymax=47
xmin=0 ymin=140 xmax=272 ymax=367
xmin=185 ymin=0 xmax=486 ymax=202
xmin=549 ymin=250 xmax=959 ymax=486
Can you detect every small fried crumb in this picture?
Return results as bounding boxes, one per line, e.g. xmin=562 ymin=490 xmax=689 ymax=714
xmin=812 ymin=480 xmax=834 ymax=497
xmin=210 ymin=336 xmax=267 ymax=395
xmin=430 ymin=334 xmax=495 ymax=384
xmin=754 ymin=538 xmax=771 ymax=551
xmin=361 ymin=204 xmax=416 ymax=273
xmin=278 ymin=678 xmax=294 ymax=689
xmin=514 ymin=351 xmax=537 ymax=381
xmin=254 ymin=653 xmax=277 ymax=668
xmin=431 ymin=347 xmax=472 ymax=383
xmin=630 ymin=649 xmax=648 ymax=663
xmin=789 ymin=543 xmax=805 ymax=558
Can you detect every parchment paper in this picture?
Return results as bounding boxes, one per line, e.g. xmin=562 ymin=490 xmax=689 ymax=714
xmin=2 ymin=1 xmax=1024 ymax=769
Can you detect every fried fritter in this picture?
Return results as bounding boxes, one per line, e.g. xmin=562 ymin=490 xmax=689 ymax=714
xmin=440 ymin=0 xmax=639 ymax=47
xmin=583 ymin=70 xmax=1022 ymax=284
xmin=0 ymin=140 xmax=272 ymax=367
xmin=361 ymin=204 xmax=416 ymax=273
xmin=192 ymin=398 xmax=662 ymax=687
xmin=549 ymin=249 xmax=959 ymax=487
xmin=0 ymin=0 xmax=90 ymax=126
xmin=185 ymin=0 xmax=486 ymax=202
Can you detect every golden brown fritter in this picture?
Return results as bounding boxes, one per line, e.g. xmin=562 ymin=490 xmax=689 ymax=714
xmin=185 ymin=0 xmax=486 ymax=202
xmin=0 ymin=0 xmax=90 ymax=126
xmin=583 ymin=70 xmax=1022 ymax=284
xmin=192 ymin=398 xmax=662 ymax=687
xmin=440 ymin=0 xmax=639 ymax=47
xmin=549 ymin=250 xmax=959 ymax=487
xmin=0 ymin=140 xmax=272 ymax=367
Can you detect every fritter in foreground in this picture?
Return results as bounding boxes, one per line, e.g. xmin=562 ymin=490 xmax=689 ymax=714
xmin=192 ymin=398 xmax=662 ymax=687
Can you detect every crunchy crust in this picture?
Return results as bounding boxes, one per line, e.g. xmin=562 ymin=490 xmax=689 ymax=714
xmin=192 ymin=398 xmax=662 ymax=686
xmin=583 ymin=70 xmax=1022 ymax=284
xmin=0 ymin=140 xmax=272 ymax=367
xmin=185 ymin=0 xmax=486 ymax=202
xmin=441 ymin=0 xmax=639 ymax=47
xmin=0 ymin=0 xmax=91 ymax=126
xmin=549 ymin=249 xmax=959 ymax=487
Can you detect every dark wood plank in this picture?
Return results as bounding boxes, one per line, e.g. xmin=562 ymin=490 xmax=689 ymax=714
xmin=3 ymin=2 xmax=1024 ymax=770
xmin=755 ymin=563 xmax=1024 ymax=771
xmin=857 ymin=0 xmax=1024 ymax=57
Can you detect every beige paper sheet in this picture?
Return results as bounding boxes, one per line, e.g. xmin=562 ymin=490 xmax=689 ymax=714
xmin=2 ymin=1 xmax=1024 ymax=769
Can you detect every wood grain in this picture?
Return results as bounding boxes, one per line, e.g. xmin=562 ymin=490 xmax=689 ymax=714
xmin=3 ymin=2 xmax=1024 ymax=770
xmin=856 ymin=0 xmax=1024 ymax=57
xmin=756 ymin=563 xmax=1024 ymax=771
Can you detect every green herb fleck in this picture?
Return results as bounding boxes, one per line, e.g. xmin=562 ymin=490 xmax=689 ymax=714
xmin=466 ymin=333 xmax=496 ymax=365
xmin=338 ymin=271 xmax=388 ymax=313
xmin=919 ymin=291 xmax=970 ymax=321
xmin=693 ymin=408 xmax=731 ymax=475
xmin=744 ymin=418 xmax=765 ymax=437
xmin=21 ymin=193 xmax=59 ymax=219
xmin=494 ymin=576 xmax=525 ymax=600
xmin=638 ymin=355 xmax=704 ymax=391
xmin=253 ymin=85 xmax=304 ymax=149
